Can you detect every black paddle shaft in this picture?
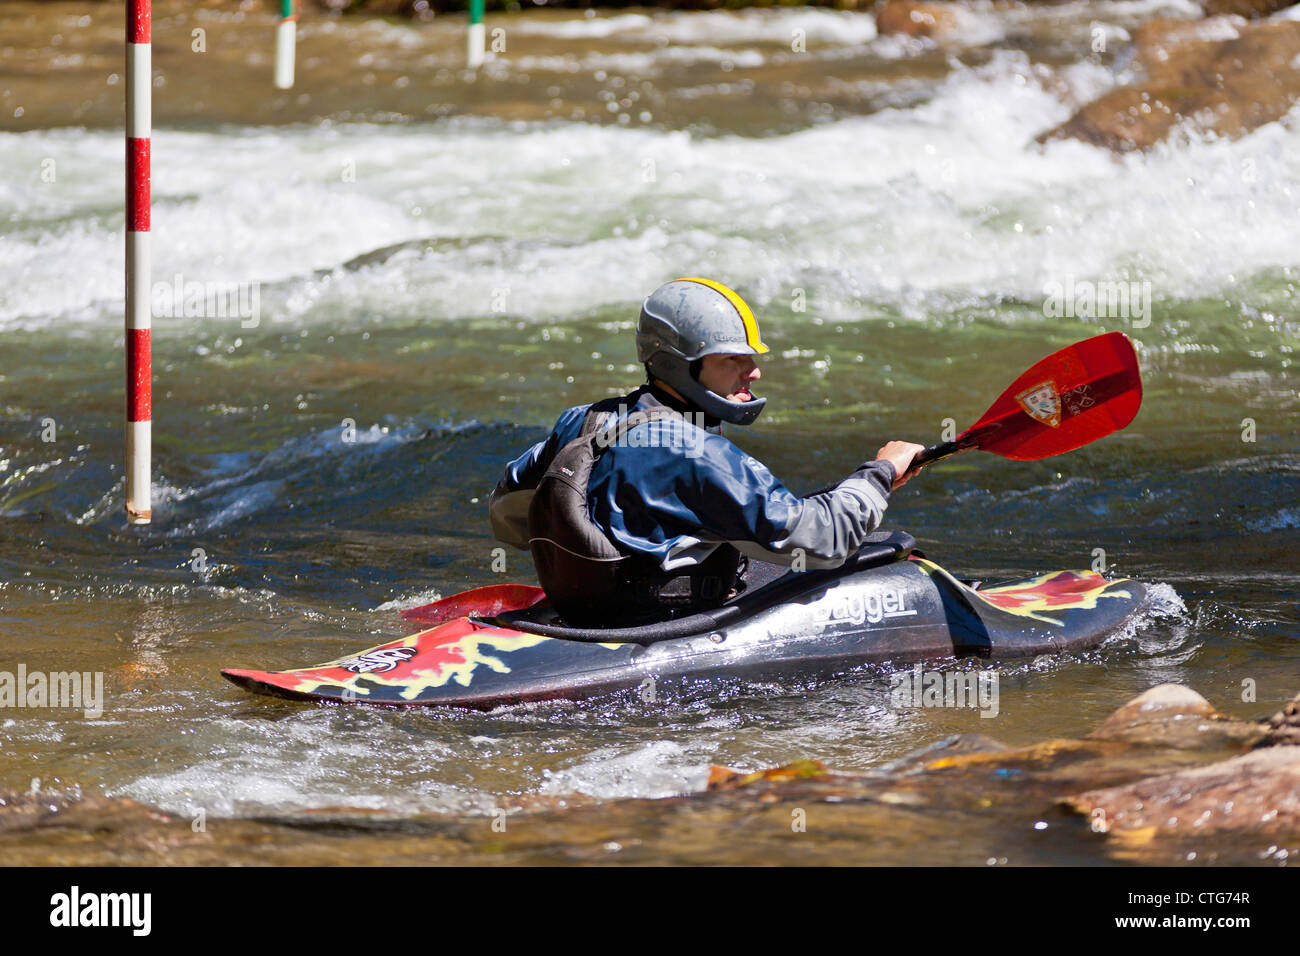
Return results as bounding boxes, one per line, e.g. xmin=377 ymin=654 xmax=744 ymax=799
xmin=906 ymin=422 xmax=1001 ymax=477
xmin=904 ymin=436 xmax=979 ymax=478
xmin=913 ymin=440 xmax=961 ymax=468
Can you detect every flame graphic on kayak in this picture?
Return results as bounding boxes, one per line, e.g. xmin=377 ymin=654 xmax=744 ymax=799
xmin=243 ymin=620 xmax=554 ymax=702
xmin=913 ymin=558 xmax=1133 ymax=626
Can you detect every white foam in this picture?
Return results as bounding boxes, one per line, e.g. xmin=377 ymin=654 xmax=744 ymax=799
xmin=1140 ymin=581 xmax=1189 ymax=620
xmin=1094 ymin=581 xmax=1189 ymax=655
xmin=539 ymin=740 xmax=709 ymax=799
xmin=510 ymin=45 xmax=767 ymax=76
xmin=508 ymin=12 xmax=658 ymax=39
xmin=5 ymin=49 xmax=1300 ymax=333
xmin=996 ymin=0 xmax=1203 ymax=27
xmin=509 ymin=9 xmax=879 ymax=45
xmin=374 ymin=589 xmax=444 ymax=612
xmin=111 ymin=711 xmax=492 ymax=817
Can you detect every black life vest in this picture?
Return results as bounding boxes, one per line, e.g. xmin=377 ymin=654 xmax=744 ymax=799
xmin=527 ymin=403 xmax=743 ymax=627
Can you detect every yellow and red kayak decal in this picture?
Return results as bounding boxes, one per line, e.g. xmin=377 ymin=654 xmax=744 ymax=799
xmin=230 ymin=618 xmax=557 ymax=702
xmin=911 ymin=557 xmax=1134 ymax=626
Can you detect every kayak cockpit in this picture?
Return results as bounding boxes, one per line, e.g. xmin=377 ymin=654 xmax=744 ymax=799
xmin=479 ymin=530 xmax=916 ymax=645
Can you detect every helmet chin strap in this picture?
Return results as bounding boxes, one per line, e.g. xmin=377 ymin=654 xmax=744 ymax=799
xmin=646 ymin=354 xmax=766 ymax=426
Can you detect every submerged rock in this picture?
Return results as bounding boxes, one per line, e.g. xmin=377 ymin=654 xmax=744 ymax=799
xmin=1039 ymin=17 xmax=1300 ymax=152
xmin=702 ymin=684 xmax=1296 ymax=859
xmin=707 ymin=758 xmax=830 ymax=791
xmin=4 ymin=686 xmax=1296 ymax=865
xmin=1063 ymin=745 xmax=1300 ymax=837
xmin=0 ymin=790 xmax=172 ymax=833
xmin=878 ymin=733 xmax=1011 ymax=773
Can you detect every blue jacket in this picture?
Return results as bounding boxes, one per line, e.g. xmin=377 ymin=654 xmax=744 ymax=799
xmin=489 ymin=385 xmax=897 ymax=571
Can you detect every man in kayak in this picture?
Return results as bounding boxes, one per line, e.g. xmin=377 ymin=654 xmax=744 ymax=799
xmin=489 ymin=277 xmax=925 ymax=626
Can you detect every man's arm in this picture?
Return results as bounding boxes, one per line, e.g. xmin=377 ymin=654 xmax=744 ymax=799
xmin=727 ymin=455 xmax=898 ymax=569
xmin=668 ymin=431 xmax=907 ymax=570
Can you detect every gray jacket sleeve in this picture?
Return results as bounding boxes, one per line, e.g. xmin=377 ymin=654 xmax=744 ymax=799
xmin=730 ymin=459 xmax=897 ymax=570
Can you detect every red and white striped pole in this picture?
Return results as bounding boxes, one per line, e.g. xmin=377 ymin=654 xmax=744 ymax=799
xmin=126 ymin=0 xmax=151 ymax=525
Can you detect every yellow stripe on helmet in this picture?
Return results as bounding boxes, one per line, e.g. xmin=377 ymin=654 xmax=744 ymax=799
xmin=676 ymin=277 xmax=770 ymax=354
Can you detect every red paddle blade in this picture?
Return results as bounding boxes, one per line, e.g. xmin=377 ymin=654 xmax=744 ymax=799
xmin=960 ymin=332 xmax=1142 ymax=461
xmin=399 ymin=584 xmax=547 ymax=627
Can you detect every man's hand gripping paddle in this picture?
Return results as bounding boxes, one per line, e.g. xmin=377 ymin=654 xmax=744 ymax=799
xmin=905 ymin=331 xmax=1143 ymax=478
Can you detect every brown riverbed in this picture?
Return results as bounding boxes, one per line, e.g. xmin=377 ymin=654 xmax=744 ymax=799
xmin=3 ymin=685 xmax=1297 ymax=865
xmin=2 ymin=0 xmax=1108 ymax=134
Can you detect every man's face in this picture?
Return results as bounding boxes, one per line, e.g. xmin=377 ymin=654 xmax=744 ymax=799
xmin=698 ymin=353 xmax=761 ymax=404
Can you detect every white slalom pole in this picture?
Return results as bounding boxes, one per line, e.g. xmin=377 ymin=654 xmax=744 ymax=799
xmin=275 ymin=0 xmax=296 ymax=90
xmin=467 ymin=0 xmax=485 ymax=69
xmin=126 ymin=0 xmax=152 ymax=525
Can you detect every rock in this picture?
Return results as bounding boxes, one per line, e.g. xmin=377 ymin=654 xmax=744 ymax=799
xmin=1094 ymin=683 xmax=1218 ymax=723
xmin=1201 ymin=0 xmax=1297 ymax=18
xmin=1131 ymin=15 xmax=1248 ymax=68
xmin=1039 ymin=19 xmax=1300 ymax=152
xmin=1086 ymin=683 xmax=1269 ymax=749
xmin=1063 ymin=745 xmax=1300 ymax=836
xmin=707 ymin=758 xmax=829 ymax=791
xmin=0 ymin=789 xmax=172 ymax=833
xmin=880 ymin=733 xmax=1010 ymax=773
xmin=1263 ymin=690 xmax=1300 ymax=746
xmin=875 ymin=1 xmax=959 ymax=39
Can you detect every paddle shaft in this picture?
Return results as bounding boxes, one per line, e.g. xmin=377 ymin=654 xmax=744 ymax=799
xmin=902 ymin=438 xmax=970 ymax=479
xmin=913 ymin=439 xmax=961 ymax=468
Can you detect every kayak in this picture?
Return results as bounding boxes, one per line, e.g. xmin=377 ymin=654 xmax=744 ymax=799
xmin=221 ymin=531 xmax=1146 ymax=709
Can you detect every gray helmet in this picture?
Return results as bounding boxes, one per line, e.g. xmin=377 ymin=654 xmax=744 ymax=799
xmin=636 ymin=277 xmax=770 ymax=425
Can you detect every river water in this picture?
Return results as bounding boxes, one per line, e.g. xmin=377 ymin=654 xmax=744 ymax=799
xmin=0 ymin=0 xmax=1297 ymax=864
